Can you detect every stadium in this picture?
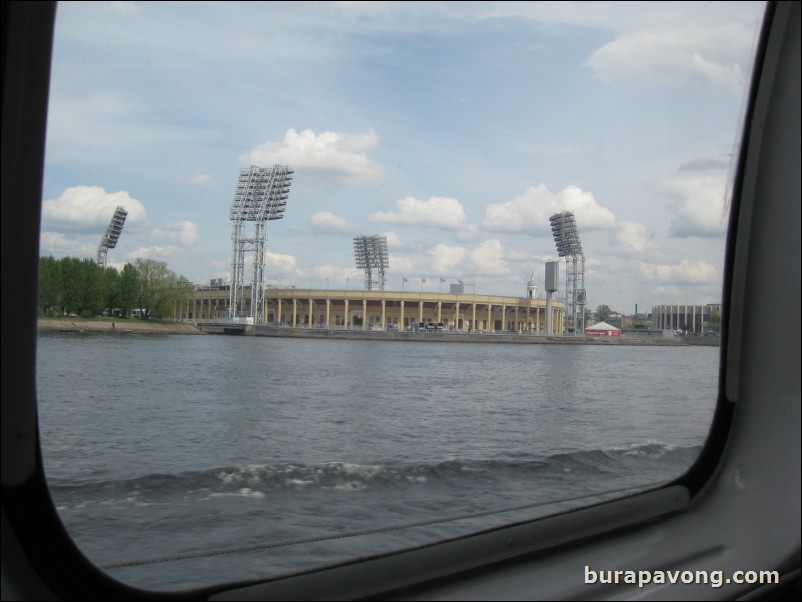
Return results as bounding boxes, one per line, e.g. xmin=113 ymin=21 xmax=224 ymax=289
xmin=176 ymin=283 xmax=565 ymax=334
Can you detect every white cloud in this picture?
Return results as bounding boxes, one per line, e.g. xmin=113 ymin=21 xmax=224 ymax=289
xmin=584 ymin=256 xmax=603 ymax=277
xmin=639 ymin=259 xmax=718 ymax=285
xmin=470 ymin=239 xmax=510 ymax=276
xmin=38 ymin=231 xmax=96 ymax=258
xmin=614 ymin=221 xmax=659 ymax=255
xmin=265 ymin=251 xmax=297 ymax=275
xmin=185 ymin=173 xmax=211 ymax=186
xmin=585 ymin=13 xmax=756 ymax=94
xmin=389 ymin=254 xmax=417 ymax=277
xmin=646 ymin=283 xmax=722 ymax=307
xmin=309 ymin=211 xmax=357 ymax=234
xmin=42 ymin=186 xmax=148 ymax=233
xmin=151 ymin=221 xmax=199 ymax=246
xmin=660 ymin=174 xmax=729 ymax=238
xmin=125 ymin=246 xmax=188 ymax=266
xmin=427 ymin=243 xmax=470 ymax=276
xmin=507 ymin=249 xmax=533 ymax=262
xmin=482 ymin=184 xmax=615 ymax=234
xmin=304 ymin=264 xmax=350 ymax=286
xmin=369 ymin=196 xmax=468 ymax=230
xmin=241 ymin=128 xmax=384 ymax=186
xmin=384 ymin=231 xmax=405 ymax=249
xmin=398 ymin=239 xmax=512 ymax=281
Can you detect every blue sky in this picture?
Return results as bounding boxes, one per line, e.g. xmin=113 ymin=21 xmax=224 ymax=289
xmin=40 ymin=1 xmax=766 ymax=313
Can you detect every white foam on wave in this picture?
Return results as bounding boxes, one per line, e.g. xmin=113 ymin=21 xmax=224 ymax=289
xmin=206 ymin=487 xmax=266 ymax=500
xmin=332 ymin=481 xmax=368 ymax=491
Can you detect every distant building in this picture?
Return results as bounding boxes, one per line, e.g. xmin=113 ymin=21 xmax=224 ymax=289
xmin=620 ymin=313 xmax=651 ymax=330
xmin=651 ymin=303 xmax=720 ymax=334
xmin=177 ymin=287 xmax=564 ymax=334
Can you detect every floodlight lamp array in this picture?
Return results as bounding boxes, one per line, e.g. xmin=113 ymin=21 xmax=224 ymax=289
xmin=101 ymin=206 xmax=128 ymax=249
xmin=230 ymin=165 xmax=293 ymax=223
xmin=353 ymin=235 xmax=389 ymax=269
xmin=550 ymin=211 xmax=583 ymax=257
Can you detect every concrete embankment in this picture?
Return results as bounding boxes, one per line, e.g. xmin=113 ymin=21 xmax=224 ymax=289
xmin=40 ymin=319 xmax=719 ymax=346
xmin=238 ymin=326 xmax=716 ymax=346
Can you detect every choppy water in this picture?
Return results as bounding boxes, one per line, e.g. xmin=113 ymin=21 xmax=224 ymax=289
xmin=36 ymin=333 xmax=718 ymax=590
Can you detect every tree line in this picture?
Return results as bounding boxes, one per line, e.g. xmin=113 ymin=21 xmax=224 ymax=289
xmin=38 ymin=256 xmax=193 ymax=320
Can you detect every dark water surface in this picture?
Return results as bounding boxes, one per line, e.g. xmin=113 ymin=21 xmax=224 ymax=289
xmin=36 ymin=333 xmax=718 ymax=589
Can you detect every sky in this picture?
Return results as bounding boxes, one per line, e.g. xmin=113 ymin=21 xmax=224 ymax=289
xmin=39 ymin=0 xmax=767 ymax=313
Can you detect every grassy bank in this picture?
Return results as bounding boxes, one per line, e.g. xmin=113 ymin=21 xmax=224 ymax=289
xmin=37 ymin=317 xmax=202 ymax=335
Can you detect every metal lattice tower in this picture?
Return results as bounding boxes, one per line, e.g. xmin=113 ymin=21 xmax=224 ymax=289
xmin=229 ymin=165 xmax=293 ymax=323
xmin=96 ymin=206 xmax=127 ymax=268
xmin=353 ymin=235 xmax=389 ymax=291
xmin=549 ymin=211 xmax=586 ymax=334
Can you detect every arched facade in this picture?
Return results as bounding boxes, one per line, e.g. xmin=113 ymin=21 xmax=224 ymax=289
xmin=176 ymin=288 xmax=565 ymax=335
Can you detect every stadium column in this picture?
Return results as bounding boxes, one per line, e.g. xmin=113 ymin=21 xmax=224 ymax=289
xmin=277 ymin=297 xmax=282 ymax=326
xmin=455 ymin=302 xmax=460 ymax=329
xmin=326 ymin=299 xmax=331 ymax=328
xmin=502 ymin=305 xmax=506 ymax=332
xmin=309 ymin=299 xmax=313 ymax=328
xmin=400 ymin=301 xmax=405 ymax=330
xmin=487 ymin=304 xmax=492 ymax=331
xmin=418 ymin=301 xmax=423 ymax=323
xmin=292 ymin=298 xmax=297 ymax=328
xmin=437 ymin=302 xmax=442 ymax=324
xmin=472 ymin=304 xmax=476 ymax=332
xmin=381 ymin=300 xmax=386 ymax=330
xmin=362 ymin=299 xmax=367 ymax=331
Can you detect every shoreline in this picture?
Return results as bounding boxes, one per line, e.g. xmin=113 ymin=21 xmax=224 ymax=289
xmin=200 ymin=323 xmax=718 ymax=346
xmin=36 ymin=319 xmax=719 ymax=346
xmin=37 ymin=318 xmax=203 ymax=335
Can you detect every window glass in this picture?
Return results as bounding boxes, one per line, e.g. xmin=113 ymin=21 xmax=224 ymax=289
xmin=37 ymin=1 xmax=765 ymax=590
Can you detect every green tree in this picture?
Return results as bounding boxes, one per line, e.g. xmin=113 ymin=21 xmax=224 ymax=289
xmin=102 ymin=267 xmax=121 ymax=315
xmin=59 ymin=257 xmax=85 ymax=314
xmin=78 ymin=258 xmax=104 ymax=314
xmin=38 ymin=256 xmax=63 ymax=315
xmin=119 ymin=263 xmax=140 ymax=316
xmin=38 ymin=256 xmax=133 ymax=316
xmin=595 ymin=304 xmax=612 ymax=323
xmin=133 ymin=258 xmax=192 ymax=319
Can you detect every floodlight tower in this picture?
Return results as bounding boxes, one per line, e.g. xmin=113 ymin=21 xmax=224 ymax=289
xmin=549 ymin=211 xmax=586 ymax=334
xmin=96 ymin=206 xmax=127 ymax=268
xmin=353 ymin=235 xmax=389 ymax=291
xmin=229 ymin=164 xmax=293 ymax=323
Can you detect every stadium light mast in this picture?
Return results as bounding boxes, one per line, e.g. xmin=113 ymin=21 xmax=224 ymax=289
xmin=96 ymin=206 xmax=127 ymax=268
xmin=549 ymin=211 xmax=586 ymax=334
xmin=353 ymin=235 xmax=389 ymax=291
xmin=229 ymin=164 xmax=293 ymax=323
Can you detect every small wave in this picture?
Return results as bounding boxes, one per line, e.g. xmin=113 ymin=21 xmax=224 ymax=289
xmin=48 ymin=441 xmax=700 ymax=506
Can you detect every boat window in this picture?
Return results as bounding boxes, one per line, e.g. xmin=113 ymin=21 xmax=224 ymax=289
xmin=37 ymin=1 xmax=766 ymax=590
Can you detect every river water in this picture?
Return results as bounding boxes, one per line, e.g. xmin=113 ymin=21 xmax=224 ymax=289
xmin=36 ymin=333 xmax=719 ymax=590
